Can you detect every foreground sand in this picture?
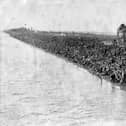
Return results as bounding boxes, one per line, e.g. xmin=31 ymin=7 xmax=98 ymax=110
xmin=1 ymin=32 xmax=126 ymax=126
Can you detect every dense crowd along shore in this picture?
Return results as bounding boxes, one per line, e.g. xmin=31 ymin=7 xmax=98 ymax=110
xmin=5 ymin=28 xmax=126 ymax=85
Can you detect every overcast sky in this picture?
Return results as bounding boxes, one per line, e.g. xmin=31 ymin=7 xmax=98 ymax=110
xmin=0 ymin=0 xmax=126 ymax=34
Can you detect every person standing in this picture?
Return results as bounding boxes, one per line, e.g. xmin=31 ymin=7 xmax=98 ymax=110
xmin=117 ymin=24 xmax=126 ymax=45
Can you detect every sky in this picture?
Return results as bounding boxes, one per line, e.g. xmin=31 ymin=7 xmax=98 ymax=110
xmin=0 ymin=0 xmax=126 ymax=34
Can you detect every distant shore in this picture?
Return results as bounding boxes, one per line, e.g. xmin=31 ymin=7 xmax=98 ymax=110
xmin=5 ymin=27 xmax=126 ymax=85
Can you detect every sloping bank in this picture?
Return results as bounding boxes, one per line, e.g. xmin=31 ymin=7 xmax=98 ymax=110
xmin=5 ymin=28 xmax=126 ymax=85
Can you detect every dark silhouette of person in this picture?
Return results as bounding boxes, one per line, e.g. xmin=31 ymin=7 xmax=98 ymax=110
xmin=117 ymin=24 xmax=126 ymax=44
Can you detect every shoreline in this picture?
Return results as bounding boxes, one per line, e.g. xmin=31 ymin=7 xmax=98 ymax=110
xmin=5 ymin=27 xmax=126 ymax=86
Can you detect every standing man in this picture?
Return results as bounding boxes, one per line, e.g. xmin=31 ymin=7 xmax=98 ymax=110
xmin=117 ymin=24 xmax=126 ymax=45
